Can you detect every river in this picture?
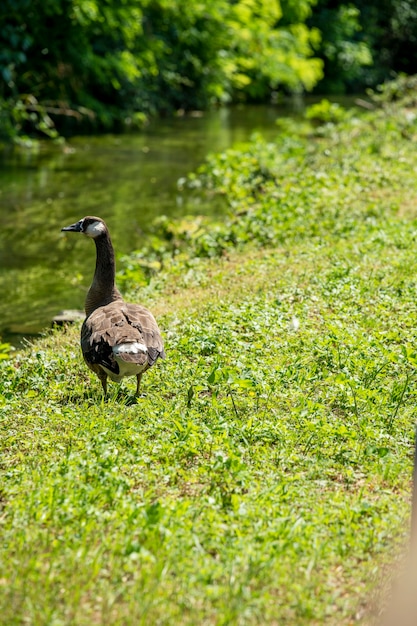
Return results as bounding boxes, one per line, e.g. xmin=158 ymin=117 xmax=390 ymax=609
xmin=0 ymin=100 xmax=335 ymax=344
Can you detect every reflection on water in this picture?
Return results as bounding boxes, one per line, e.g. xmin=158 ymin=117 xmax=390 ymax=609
xmin=0 ymin=103 xmax=304 ymax=343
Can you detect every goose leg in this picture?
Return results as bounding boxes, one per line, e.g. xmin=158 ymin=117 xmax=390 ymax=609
xmin=97 ymin=370 xmax=108 ymax=396
xmin=136 ymin=373 xmax=143 ymax=396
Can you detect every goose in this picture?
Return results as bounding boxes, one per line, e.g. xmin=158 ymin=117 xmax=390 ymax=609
xmin=61 ymin=216 xmax=165 ymax=396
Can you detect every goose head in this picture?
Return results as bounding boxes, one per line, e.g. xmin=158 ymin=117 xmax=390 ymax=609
xmin=62 ymin=216 xmax=107 ymax=238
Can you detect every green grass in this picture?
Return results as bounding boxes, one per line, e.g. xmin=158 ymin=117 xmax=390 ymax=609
xmin=1 ymin=102 xmax=417 ymax=624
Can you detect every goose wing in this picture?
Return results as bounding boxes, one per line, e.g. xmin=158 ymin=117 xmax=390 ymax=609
xmin=123 ymin=302 xmax=166 ymax=364
xmin=81 ymin=301 xmax=165 ymax=376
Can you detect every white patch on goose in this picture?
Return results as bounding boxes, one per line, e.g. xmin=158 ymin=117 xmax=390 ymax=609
xmin=102 ymin=360 xmax=148 ymax=382
xmin=101 ymin=344 xmax=148 ymax=382
xmin=84 ymin=220 xmax=107 ymax=238
xmin=113 ymin=342 xmax=148 ymax=356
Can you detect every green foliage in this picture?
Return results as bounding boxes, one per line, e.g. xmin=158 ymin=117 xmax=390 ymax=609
xmin=2 ymin=0 xmax=417 ymax=139
xmin=224 ymin=0 xmax=322 ymax=98
xmin=309 ymin=0 xmax=417 ymax=93
xmin=308 ymin=1 xmax=373 ymax=93
xmin=357 ymin=0 xmax=417 ymax=81
xmin=305 ymin=98 xmax=353 ymax=123
xmin=0 ymin=95 xmax=60 ymax=143
xmin=369 ymin=73 xmax=417 ymax=109
xmin=0 ymin=341 xmax=12 ymax=360
xmin=0 ymin=0 xmax=323 ymax=140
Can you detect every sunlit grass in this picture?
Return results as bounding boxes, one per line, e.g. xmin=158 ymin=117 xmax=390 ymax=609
xmin=1 ymin=105 xmax=417 ymax=624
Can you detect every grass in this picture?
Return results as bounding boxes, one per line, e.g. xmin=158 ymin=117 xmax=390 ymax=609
xmin=1 ymin=100 xmax=417 ymax=624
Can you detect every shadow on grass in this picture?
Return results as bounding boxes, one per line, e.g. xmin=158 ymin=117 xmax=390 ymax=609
xmin=57 ymin=385 xmax=146 ymax=406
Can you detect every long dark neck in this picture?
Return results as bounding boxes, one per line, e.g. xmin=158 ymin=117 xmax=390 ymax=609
xmin=85 ymin=232 xmax=123 ymax=317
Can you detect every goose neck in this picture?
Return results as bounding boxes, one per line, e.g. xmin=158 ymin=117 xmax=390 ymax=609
xmin=84 ymin=232 xmax=123 ymax=316
xmin=94 ymin=234 xmax=116 ymax=284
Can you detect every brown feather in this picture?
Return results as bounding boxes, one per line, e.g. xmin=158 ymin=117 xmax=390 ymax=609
xmin=81 ymin=301 xmax=165 ymax=371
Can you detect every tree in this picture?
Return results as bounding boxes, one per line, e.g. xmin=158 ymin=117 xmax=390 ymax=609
xmin=0 ymin=0 xmax=324 ymax=138
xmin=308 ymin=0 xmax=417 ymax=93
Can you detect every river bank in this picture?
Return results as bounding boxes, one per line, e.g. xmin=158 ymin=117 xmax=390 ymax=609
xmin=1 ymin=100 xmax=416 ymax=624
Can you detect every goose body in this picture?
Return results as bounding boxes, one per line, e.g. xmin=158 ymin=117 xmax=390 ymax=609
xmin=62 ymin=216 xmax=165 ymax=395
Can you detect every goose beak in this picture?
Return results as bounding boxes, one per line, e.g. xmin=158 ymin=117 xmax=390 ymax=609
xmin=61 ymin=220 xmax=83 ymax=233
